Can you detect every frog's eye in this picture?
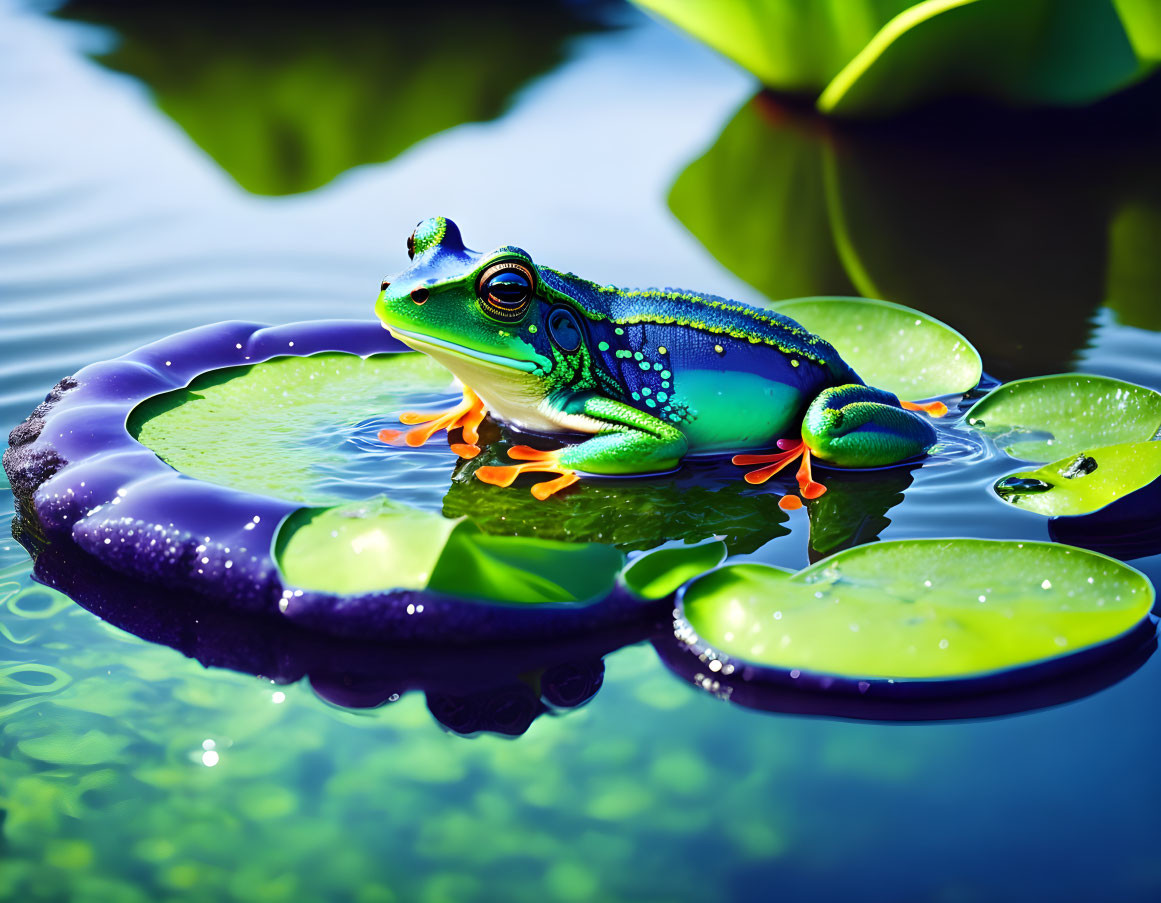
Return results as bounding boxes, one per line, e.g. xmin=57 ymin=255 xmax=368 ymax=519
xmin=478 ymin=262 xmax=534 ymax=321
xmin=406 ymin=232 xmax=415 ymax=260
xmin=547 ymin=306 xmax=583 ymax=353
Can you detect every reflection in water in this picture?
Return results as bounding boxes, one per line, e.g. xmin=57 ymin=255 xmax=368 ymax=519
xmin=671 ymin=83 xmax=1161 ymax=379
xmin=653 ymin=616 xmax=1158 ymax=723
xmin=56 ymin=0 xmax=610 ymax=195
xmin=29 ymin=541 xmax=655 ymax=738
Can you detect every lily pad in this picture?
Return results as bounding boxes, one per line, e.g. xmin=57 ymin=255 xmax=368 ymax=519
xmin=276 ymin=498 xmax=626 ymax=606
xmin=967 ymin=374 xmax=1161 ymax=461
xmin=130 ymin=351 xmax=454 ymax=505
xmin=680 ymin=539 xmax=1153 ymax=681
xmin=770 ymin=296 xmax=981 ymax=399
xmin=994 ymin=442 xmax=1161 ymax=516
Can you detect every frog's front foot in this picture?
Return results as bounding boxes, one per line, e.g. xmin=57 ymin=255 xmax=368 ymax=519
xmin=378 ymin=386 xmax=487 ymax=459
xmin=475 ymin=446 xmax=580 ymax=500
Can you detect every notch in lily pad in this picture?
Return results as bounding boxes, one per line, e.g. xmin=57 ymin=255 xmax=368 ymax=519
xmin=995 ymin=442 xmax=1161 ymax=518
xmin=968 ymin=374 xmax=1161 ymax=462
xmin=675 ymin=538 xmax=1154 ymax=690
xmin=770 ymin=296 xmax=981 ymax=400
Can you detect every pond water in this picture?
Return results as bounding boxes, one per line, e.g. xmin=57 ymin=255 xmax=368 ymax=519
xmin=3 ymin=2 xmax=1161 ymax=901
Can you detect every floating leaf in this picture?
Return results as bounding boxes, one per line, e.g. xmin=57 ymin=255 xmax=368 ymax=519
xmin=429 ymin=531 xmax=624 ymax=606
xmin=275 ymin=498 xmax=459 ymax=595
xmin=622 ymin=542 xmax=726 ymax=600
xmin=771 ymin=296 xmax=981 ymax=398
xmin=680 ymin=539 xmax=1153 ymax=680
xmin=276 ymin=498 xmax=625 ymax=605
xmin=995 ymin=442 xmax=1161 ymax=516
xmin=968 ymin=374 xmax=1161 ymax=461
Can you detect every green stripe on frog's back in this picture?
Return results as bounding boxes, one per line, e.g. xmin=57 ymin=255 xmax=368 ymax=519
xmin=538 ymin=267 xmax=852 ymax=375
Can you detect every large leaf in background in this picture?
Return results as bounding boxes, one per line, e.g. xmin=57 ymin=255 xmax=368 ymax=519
xmin=994 ymin=442 xmax=1161 ymax=516
xmin=636 ymin=0 xmax=1159 ymax=117
xmin=669 ymin=99 xmax=856 ymax=301
xmin=277 ymin=498 xmax=626 ymax=605
xmin=57 ymin=1 xmax=600 ymax=195
xmin=633 ymin=0 xmax=913 ymax=94
xmin=1106 ymin=201 xmax=1161 ymax=331
xmin=967 ymin=374 xmax=1161 ymax=461
xmin=819 ymin=0 xmax=1150 ymax=117
xmin=668 ymin=94 xmax=1136 ymax=380
xmin=771 ymin=296 xmax=980 ymax=398
xmin=680 ymin=539 xmax=1154 ymax=681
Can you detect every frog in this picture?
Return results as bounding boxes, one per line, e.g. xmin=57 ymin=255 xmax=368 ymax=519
xmin=374 ymin=217 xmax=946 ymax=505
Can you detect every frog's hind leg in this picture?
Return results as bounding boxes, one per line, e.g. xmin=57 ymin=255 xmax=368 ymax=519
xmin=802 ymin=384 xmax=938 ymax=469
xmin=733 ymin=385 xmax=937 ymax=507
xmin=378 ymin=385 xmax=487 ymax=458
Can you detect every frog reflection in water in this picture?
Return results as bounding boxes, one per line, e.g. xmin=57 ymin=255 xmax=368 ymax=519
xmin=375 ymin=217 xmax=946 ymax=506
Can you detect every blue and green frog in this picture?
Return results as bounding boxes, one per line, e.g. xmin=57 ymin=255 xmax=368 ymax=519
xmin=375 ymin=217 xmax=945 ymax=504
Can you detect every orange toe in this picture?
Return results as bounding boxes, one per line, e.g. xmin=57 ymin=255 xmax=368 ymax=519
xmin=474 ymin=446 xmax=577 ymax=498
xmin=902 ymin=399 xmax=948 ymax=418
xmin=778 ymin=495 xmax=803 ymax=510
xmin=449 ymin=443 xmax=481 ymax=459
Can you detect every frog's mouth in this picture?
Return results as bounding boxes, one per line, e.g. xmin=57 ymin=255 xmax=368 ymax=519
xmin=387 ymin=326 xmax=547 ymax=375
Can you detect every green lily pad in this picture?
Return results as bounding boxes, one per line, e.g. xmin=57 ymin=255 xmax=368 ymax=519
xmin=275 ymin=498 xmax=459 ymax=596
xmin=622 ymin=542 xmax=727 ymax=601
xmin=130 ymin=351 xmax=454 ymax=505
xmin=994 ymin=442 xmax=1161 ymax=516
xmin=276 ymin=498 xmax=625 ymax=605
xmin=681 ymin=539 xmax=1153 ymax=680
xmin=771 ymin=296 xmax=981 ymax=398
xmin=968 ymin=374 xmax=1161 ymax=462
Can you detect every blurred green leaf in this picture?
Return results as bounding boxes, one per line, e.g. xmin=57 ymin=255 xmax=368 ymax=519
xmin=59 ymin=1 xmax=600 ymax=194
xmin=681 ymin=539 xmax=1154 ymax=679
xmin=770 ymin=296 xmax=981 ymax=397
xmin=968 ymin=373 xmax=1161 ymax=461
xmin=994 ymin=441 xmax=1161 ymax=516
xmin=637 ymin=0 xmax=1158 ymax=116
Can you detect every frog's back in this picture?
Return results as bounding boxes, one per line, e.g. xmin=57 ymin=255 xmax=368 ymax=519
xmin=540 ymin=269 xmax=861 ymax=452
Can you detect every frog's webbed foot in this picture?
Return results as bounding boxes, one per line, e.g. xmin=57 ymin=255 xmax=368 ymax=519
xmin=475 ymin=446 xmax=580 ymax=500
xmin=378 ymin=386 xmax=487 ymax=459
xmin=732 ymin=439 xmax=826 ymax=510
xmin=901 ymin=399 xmax=949 ymax=417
